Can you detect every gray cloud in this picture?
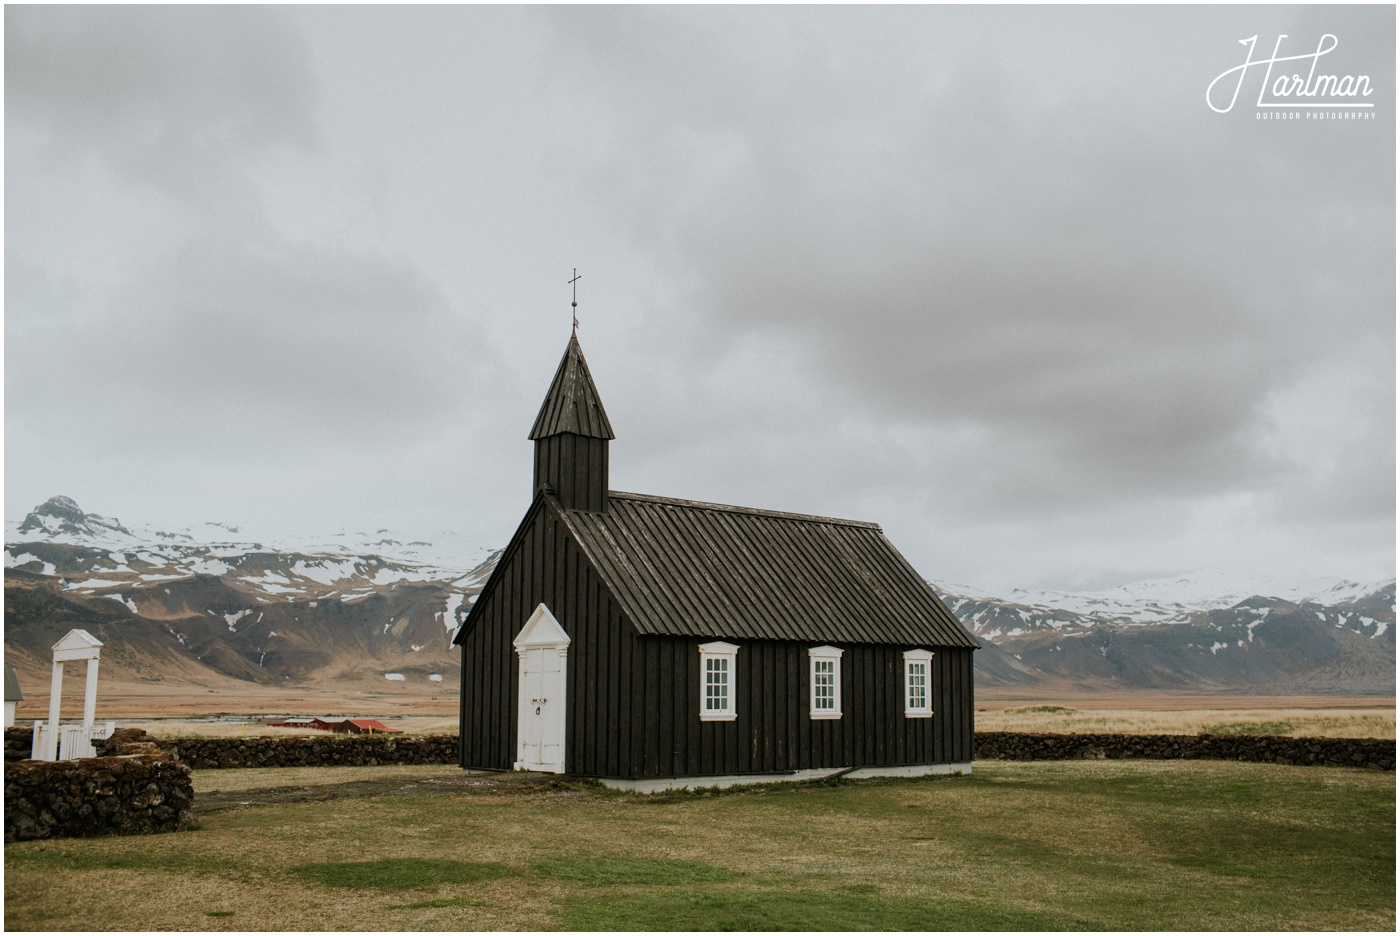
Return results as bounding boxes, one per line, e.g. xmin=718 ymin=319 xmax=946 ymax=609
xmin=5 ymin=5 xmax=316 ymax=201
xmin=5 ymin=5 xmax=1393 ymax=590
xmin=544 ymin=8 xmax=1390 ymax=489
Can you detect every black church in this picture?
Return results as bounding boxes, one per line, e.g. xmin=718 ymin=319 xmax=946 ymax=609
xmin=455 ymin=333 xmax=977 ymax=790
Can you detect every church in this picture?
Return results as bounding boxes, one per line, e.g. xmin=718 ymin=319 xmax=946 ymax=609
xmin=455 ymin=332 xmax=977 ymax=791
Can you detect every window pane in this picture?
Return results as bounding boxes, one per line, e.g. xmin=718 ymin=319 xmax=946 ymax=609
xmin=814 ymin=659 xmax=835 ymax=710
xmin=705 ymin=657 xmax=729 ymax=711
xmin=908 ymin=661 xmax=926 ymax=710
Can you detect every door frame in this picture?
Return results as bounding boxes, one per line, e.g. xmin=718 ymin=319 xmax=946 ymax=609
xmin=512 ymin=603 xmax=570 ymax=773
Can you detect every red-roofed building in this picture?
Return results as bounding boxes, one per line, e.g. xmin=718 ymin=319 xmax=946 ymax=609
xmin=267 ymin=717 xmax=401 ymax=734
xmin=338 ymin=719 xmax=400 ymax=734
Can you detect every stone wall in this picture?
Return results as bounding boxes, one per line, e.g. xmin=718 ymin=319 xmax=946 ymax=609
xmin=9 ymin=725 xmax=1393 ymax=772
xmin=974 ymin=731 xmax=1394 ymax=770
xmin=5 ymin=754 xmax=196 ymax=842
xmin=8 ymin=727 xmax=460 ymax=769
xmin=152 ymin=734 xmax=460 ymax=769
xmin=6 ymin=726 xmax=34 ymax=762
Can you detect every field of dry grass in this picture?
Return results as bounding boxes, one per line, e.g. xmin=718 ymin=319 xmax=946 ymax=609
xmin=975 ymin=705 xmax=1396 ymax=738
xmin=5 ymin=759 xmax=1393 ymax=931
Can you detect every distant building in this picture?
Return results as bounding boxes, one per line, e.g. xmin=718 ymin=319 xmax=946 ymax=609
xmin=455 ymin=334 xmax=977 ymax=791
xmin=4 ymin=668 xmax=22 ymax=728
xmin=333 ymin=719 xmax=399 ymax=735
xmin=267 ymin=717 xmax=400 ymax=734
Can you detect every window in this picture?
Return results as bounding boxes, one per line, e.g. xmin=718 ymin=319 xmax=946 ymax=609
xmin=808 ymin=645 xmax=843 ymax=719
xmin=698 ymin=641 xmax=739 ymax=721
xmin=904 ymin=649 xmax=933 ymax=718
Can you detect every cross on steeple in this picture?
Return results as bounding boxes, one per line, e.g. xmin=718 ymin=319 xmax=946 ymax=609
xmin=569 ymin=268 xmax=582 ymax=334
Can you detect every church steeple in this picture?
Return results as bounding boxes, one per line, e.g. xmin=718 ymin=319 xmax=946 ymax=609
xmin=529 ymin=335 xmax=614 ymax=511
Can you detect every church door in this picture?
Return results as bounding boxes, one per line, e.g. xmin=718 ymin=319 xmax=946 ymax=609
xmin=512 ymin=604 xmax=570 ymax=773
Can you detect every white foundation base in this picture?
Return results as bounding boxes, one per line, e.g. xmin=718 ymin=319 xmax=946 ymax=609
xmin=598 ymin=761 xmax=972 ymax=794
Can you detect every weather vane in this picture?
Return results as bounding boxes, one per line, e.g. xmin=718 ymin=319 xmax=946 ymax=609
xmin=569 ymin=268 xmax=582 ymax=335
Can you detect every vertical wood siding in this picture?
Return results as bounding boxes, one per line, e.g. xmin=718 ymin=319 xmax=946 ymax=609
xmin=621 ymin=637 xmax=974 ymax=779
xmin=533 ymin=434 xmax=609 ymax=512
xmin=459 ymin=504 xmax=635 ymax=772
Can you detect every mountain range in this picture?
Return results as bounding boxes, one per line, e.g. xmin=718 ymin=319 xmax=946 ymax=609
xmin=5 ymin=496 xmax=1394 ymax=701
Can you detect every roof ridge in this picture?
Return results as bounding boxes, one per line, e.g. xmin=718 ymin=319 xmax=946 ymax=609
xmin=606 ymin=490 xmax=882 ymax=531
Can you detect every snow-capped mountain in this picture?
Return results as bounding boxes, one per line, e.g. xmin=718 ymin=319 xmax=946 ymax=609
xmin=4 ymin=497 xmax=495 ymax=692
xmin=936 ymin=577 xmax=1394 ymax=694
xmin=944 ymin=571 xmax=1394 ymax=628
xmin=5 ymin=496 xmax=1394 ymax=696
xmin=5 ymin=495 xmax=492 ymax=604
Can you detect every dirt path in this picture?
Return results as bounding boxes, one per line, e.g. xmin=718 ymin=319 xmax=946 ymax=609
xmin=193 ymin=769 xmax=603 ymax=814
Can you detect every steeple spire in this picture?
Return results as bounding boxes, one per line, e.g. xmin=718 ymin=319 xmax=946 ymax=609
xmin=529 ymin=334 xmax=615 ymax=442
xmin=529 ymin=335 xmax=614 ymax=511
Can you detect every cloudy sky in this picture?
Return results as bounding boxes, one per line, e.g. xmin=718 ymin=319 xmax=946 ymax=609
xmin=5 ymin=5 xmax=1394 ymax=593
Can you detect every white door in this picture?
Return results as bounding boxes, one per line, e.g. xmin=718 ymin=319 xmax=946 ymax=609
xmin=513 ymin=604 xmax=570 ymax=773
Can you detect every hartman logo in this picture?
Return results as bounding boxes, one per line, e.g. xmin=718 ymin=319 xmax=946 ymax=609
xmin=1207 ymin=34 xmax=1376 ymax=117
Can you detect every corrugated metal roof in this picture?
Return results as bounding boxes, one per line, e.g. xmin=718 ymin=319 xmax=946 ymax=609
xmin=528 ymin=335 xmax=615 ymax=441
xmin=556 ymin=492 xmax=978 ymax=648
xmin=5 ymin=667 xmax=22 ymax=702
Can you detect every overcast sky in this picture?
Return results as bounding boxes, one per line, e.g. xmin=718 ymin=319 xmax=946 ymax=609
xmin=5 ymin=5 xmax=1394 ymax=593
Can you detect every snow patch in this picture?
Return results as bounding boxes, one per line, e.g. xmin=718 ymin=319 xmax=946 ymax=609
xmin=384 ymin=673 xmax=406 ymax=681
xmin=223 ymin=609 xmax=254 ymax=633
xmin=429 ymin=674 xmax=443 ymax=682
xmin=443 ymin=592 xmax=466 ymax=632
xmin=108 ymin=594 xmax=139 ymax=614
xmin=6 ymin=551 xmax=58 ymax=575
xmin=65 ymin=578 xmax=117 ymax=590
xmin=291 ymin=558 xmax=359 ymax=585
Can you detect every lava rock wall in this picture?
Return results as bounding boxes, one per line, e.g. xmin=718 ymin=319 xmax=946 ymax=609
xmin=975 ymin=731 xmax=1394 ymax=770
xmin=5 ymin=754 xmax=196 ymax=842
xmin=5 ymin=726 xmax=34 ymax=762
xmin=154 ymin=734 xmax=460 ymax=769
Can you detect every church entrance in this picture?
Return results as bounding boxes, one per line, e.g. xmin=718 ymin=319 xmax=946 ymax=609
xmin=512 ymin=604 xmax=570 ymax=773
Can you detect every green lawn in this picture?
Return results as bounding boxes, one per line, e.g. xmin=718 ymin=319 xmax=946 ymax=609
xmin=5 ymin=760 xmax=1394 ymax=931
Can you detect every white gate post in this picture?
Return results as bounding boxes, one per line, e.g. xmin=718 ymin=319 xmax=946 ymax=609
xmin=44 ymin=660 xmax=64 ymax=762
xmin=82 ymin=656 xmax=100 ymax=731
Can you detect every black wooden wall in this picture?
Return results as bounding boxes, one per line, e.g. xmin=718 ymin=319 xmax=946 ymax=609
xmin=621 ymin=638 xmax=974 ymax=778
xmin=459 ymin=498 xmax=635 ymax=774
xmin=533 ymin=433 xmax=609 ymax=512
xmin=460 ymin=498 xmax=975 ymax=778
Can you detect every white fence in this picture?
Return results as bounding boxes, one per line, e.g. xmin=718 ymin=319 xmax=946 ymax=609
xmin=31 ymin=721 xmax=115 ymax=761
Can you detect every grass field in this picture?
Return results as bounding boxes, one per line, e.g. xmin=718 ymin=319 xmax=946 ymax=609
xmin=5 ymin=760 xmax=1393 ymax=931
xmin=975 ymin=705 xmax=1396 ymax=739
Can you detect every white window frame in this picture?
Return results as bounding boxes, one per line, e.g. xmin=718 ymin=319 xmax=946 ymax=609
xmin=698 ymin=641 xmax=739 ymax=721
xmin=808 ymin=645 xmax=844 ymax=719
xmin=904 ymin=649 xmax=933 ymax=718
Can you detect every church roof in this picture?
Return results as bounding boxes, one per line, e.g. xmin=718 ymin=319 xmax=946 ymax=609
xmin=528 ymin=335 xmax=615 ymax=441
xmin=554 ymin=491 xmax=977 ymax=648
